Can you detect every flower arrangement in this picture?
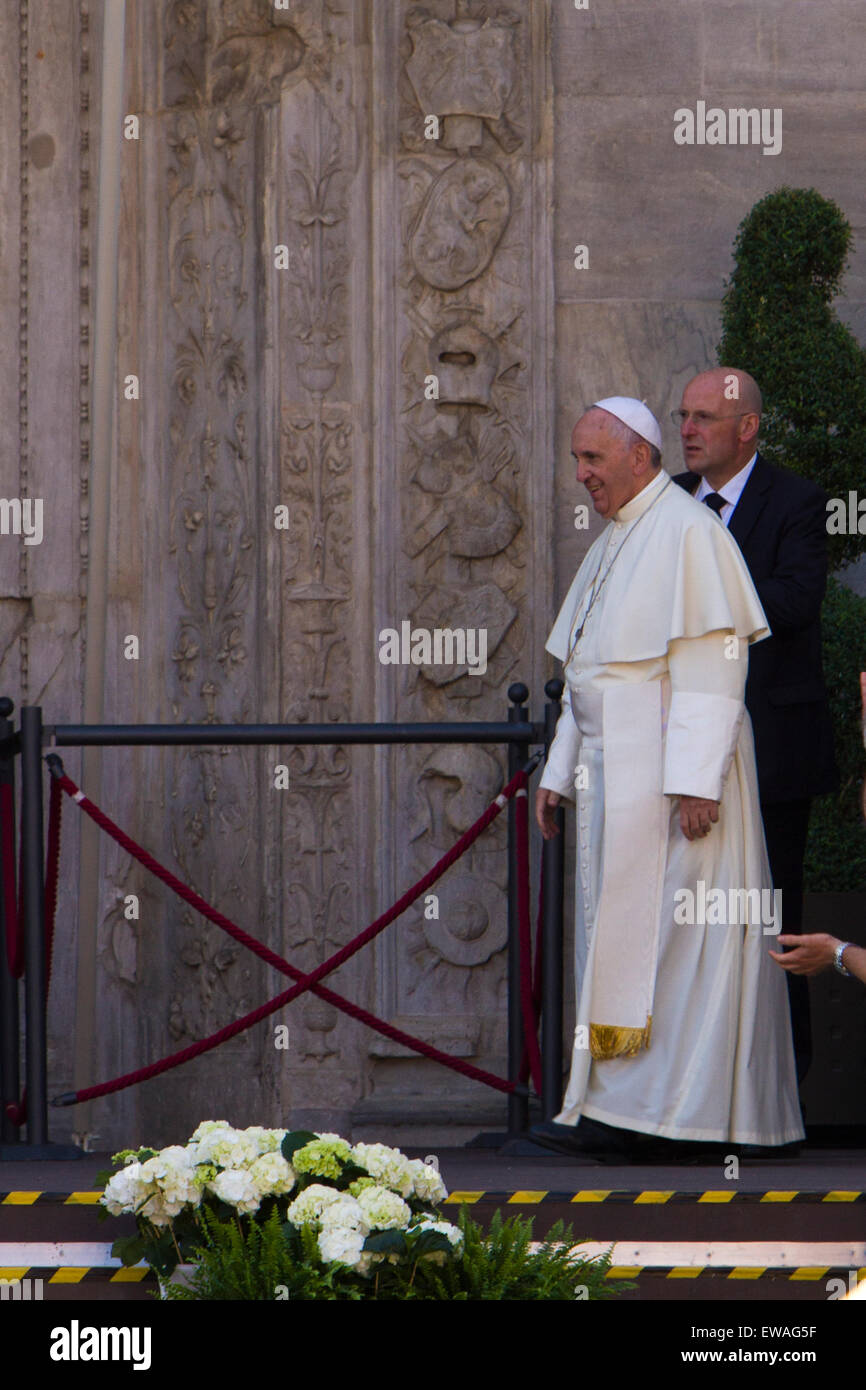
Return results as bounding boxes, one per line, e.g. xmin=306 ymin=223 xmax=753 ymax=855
xmin=101 ymin=1122 xmax=461 ymax=1287
xmin=101 ymin=1122 xmax=630 ymax=1300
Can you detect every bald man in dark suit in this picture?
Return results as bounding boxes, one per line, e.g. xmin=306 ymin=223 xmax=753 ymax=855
xmin=672 ymin=368 xmax=838 ymax=1087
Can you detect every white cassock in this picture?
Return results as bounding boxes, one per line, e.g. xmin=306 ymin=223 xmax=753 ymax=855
xmin=540 ymin=466 xmax=804 ymax=1145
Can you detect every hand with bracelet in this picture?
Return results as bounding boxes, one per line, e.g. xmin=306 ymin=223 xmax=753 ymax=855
xmin=772 ymin=675 xmax=866 ymax=985
xmin=770 ymin=934 xmax=866 ymax=985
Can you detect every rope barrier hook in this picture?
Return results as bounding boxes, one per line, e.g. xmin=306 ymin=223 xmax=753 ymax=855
xmin=45 ymin=753 xmax=66 ymax=780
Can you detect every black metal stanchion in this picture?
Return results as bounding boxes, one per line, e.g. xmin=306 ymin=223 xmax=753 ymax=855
xmin=541 ymin=679 xmax=565 ymax=1121
xmin=0 ymin=697 xmax=20 ymax=1145
xmin=21 ymin=706 xmax=48 ymax=1147
xmin=506 ymin=682 xmax=530 ymax=1137
xmin=5 ymin=707 xmax=82 ymax=1158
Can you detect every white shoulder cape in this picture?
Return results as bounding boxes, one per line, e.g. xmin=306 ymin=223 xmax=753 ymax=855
xmin=546 ymin=479 xmax=770 ymax=665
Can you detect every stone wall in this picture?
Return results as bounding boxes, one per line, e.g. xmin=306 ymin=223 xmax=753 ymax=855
xmin=551 ymin=0 xmax=866 ymax=587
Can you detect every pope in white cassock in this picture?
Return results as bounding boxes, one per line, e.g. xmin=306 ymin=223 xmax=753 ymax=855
xmin=532 ymin=398 xmax=804 ymax=1157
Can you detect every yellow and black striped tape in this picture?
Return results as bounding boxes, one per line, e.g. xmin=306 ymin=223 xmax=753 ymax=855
xmin=442 ymin=1189 xmax=866 ymax=1205
xmin=607 ymin=1265 xmax=866 ymax=1282
xmin=1 ymin=1192 xmax=105 ymax=1206
xmin=1 ymin=1263 xmax=864 ymax=1284
xmin=2 ymin=1188 xmax=865 ymax=1206
xmin=0 ymin=1265 xmax=155 ymax=1284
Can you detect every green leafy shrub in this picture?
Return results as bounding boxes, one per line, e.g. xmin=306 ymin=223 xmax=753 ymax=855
xmin=804 ymin=578 xmax=866 ymax=890
xmin=718 ymin=187 xmax=866 ymax=888
xmin=164 ymin=1205 xmax=633 ymax=1302
xmin=407 ymin=1208 xmax=631 ymax=1302
xmin=719 ymin=186 xmax=866 ymax=570
xmin=163 ymin=1207 xmax=366 ymax=1302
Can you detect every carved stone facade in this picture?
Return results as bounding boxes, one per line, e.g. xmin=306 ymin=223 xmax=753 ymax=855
xmin=1 ymin=1 xmax=864 ymax=1147
xmin=358 ymin=1 xmax=552 ymax=1130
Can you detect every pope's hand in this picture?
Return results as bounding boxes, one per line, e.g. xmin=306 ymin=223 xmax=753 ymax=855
xmin=769 ymin=933 xmax=837 ymax=975
xmin=536 ymin=787 xmax=562 ymax=840
xmin=677 ymin=795 xmax=719 ymax=841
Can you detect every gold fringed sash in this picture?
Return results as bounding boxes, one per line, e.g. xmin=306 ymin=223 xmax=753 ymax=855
xmin=587 ymin=683 xmax=669 ymax=1059
xmin=590 ymin=1015 xmax=653 ymax=1060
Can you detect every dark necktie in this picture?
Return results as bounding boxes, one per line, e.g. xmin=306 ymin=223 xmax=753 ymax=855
xmin=703 ymin=492 xmax=726 ymax=517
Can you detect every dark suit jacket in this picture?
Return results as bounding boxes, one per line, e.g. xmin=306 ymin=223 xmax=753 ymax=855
xmin=673 ymin=455 xmax=838 ymax=804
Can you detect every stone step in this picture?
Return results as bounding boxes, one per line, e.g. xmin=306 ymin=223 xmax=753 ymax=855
xmin=2 ymin=1149 xmax=865 ymax=1302
xmin=3 ymin=1192 xmax=866 ymax=1302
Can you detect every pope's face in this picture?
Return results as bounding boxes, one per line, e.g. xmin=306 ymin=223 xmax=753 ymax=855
xmin=572 ymin=410 xmax=644 ymax=518
xmin=677 ymin=377 xmax=745 ymax=475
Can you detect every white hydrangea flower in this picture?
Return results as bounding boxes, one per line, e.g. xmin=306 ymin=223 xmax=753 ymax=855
xmin=138 ymin=1189 xmax=173 ymax=1228
xmin=152 ymin=1146 xmax=202 ymax=1210
xmin=286 ymin=1183 xmax=350 ymax=1229
xmin=319 ymin=1194 xmax=368 ymax=1230
xmin=315 ymin=1194 xmax=369 ymax=1267
xmin=137 ymin=1155 xmax=164 ymax=1185
xmin=208 ymin=1167 xmax=261 ymax=1214
xmin=355 ymin=1184 xmax=411 ymax=1231
xmin=203 ymin=1129 xmax=261 ymax=1170
xmin=292 ymin=1136 xmax=351 ymax=1181
xmin=101 ymin=1161 xmax=145 ymax=1216
xmin=189 ymin=1120 xmax=233 ymax=1142
xmin=350 ymin=1142 xmax=415 ymax=1198
xmin=318 ymin=1225 xmax=366 ymax=1268
xmin=407 ymin=1159 xmax=448 ymax=1204
xmin=248 ymin=1151 xmax=296 ymax=1199
xmin=189 ymin=1126 xmax=238 ymax=1165
xmin=243 ymin=1126 xmax=286 ymax=1156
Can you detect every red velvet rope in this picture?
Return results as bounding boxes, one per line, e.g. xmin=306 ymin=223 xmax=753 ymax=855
xmin=43 ymin=776 xmax=62 ymax=997
xmin=532 ymin=859 xmax=544 ymax=1016
xmin=53 ymin=764 xmax=534 ymax=1105
xmin=1 ymin=782 xmax=22 ymax=977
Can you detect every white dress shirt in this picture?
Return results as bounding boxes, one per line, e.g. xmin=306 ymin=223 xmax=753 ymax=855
xmin=694 ymin=452 xmax=757 ymax=525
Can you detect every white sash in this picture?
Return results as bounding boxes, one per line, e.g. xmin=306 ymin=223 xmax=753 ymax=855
xmin=588 ymin=682 xmax=669 ymax=1059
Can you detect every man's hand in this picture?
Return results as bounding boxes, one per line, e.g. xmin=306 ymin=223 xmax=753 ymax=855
xmin=769 ymin=932 xmax=837 ymax=976
xmin=536 ymin=787 xmax=562 ymax=841
xmin=677 ymin=795 xmax=720 ymax=841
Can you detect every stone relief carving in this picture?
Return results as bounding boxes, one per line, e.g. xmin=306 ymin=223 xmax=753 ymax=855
xmin=276 ymin=64 xmax=355 ymax=1064
xmin=410 ymin=158 xmax=511 ymax=290
xmin=161 ymin=10 xmax=263 ymax=1044
xmin=411 ymin=746 xmax=507 ymax=975
xmin=377 ymin=0 xmax=534 ymax=1039
xmin=158 ymin=1 xmax=353 ymax=1064
xmin=405 ymin=4 xmax=521 ymax=154
xmin=163 ymin=0 xmax=311 ymax=109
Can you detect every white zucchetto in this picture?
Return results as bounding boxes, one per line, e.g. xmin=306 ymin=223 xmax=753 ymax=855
xmin=592 ymin=396 xmax=663 ymax=452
